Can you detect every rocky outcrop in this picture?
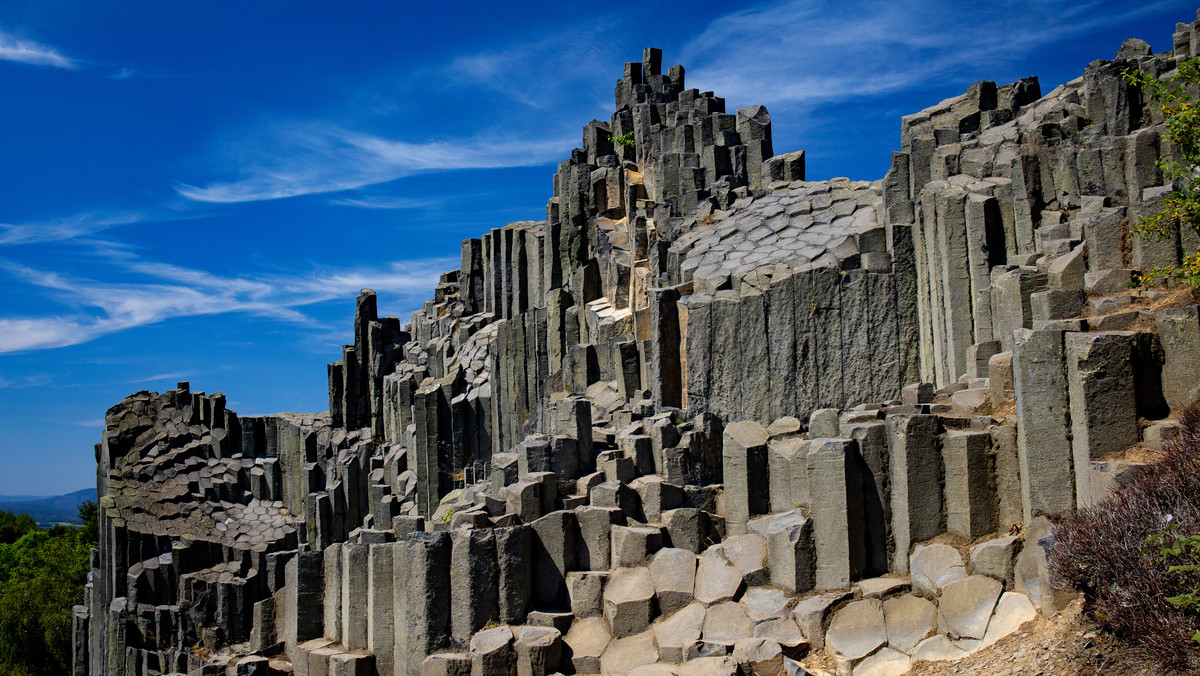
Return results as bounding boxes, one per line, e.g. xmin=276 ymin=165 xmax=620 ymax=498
xmin=74 ymin=14 xmax=1200 ymax=676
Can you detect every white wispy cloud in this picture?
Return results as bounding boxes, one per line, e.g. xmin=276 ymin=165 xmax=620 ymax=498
xmin=681 ymin=0 xmax=1186 ymax=107
xmin=120 ymin=371 xmax=191 ymax=385
xmin=0 ymin=29 xmax=76 ymax=70
xmin=175 ymin=123 xmax=576 ymax=204
xmin=329 ymin=195 xmax=448 ymax=210
xmin=443 ymin=30 xmax=616 ymax=109
xmin=0 ymin=210 xmax=155 ymax=246
xmin=0 ymin=255 xmax=454 ymax=354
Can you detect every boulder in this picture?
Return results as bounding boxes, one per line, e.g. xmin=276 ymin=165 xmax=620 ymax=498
xmin=613 ymin=525 xmax=665 ymax=567
xmin=882 ymin=594 xmax=936 ymax=655
xmin=649 ymin=548 xmax=697 ymax=615
xmin=740 ymin=587 xmax=790 ymax=622
xmin=719 ymin=534 xmax=769 ymax=586
xmin=825 ymin=598 xmax=887 ymax=661
xmin=980 ymin=591 xmax=1037 ymax=647
xmin=910 ymin=634 xmax=966 ymax=662
xmin=702 ymin=601 xmax=754 ymax=646
xmin=938 ymin=575 xmax=1003 ymax=640
xmin=653 ymin=602 xmax=706 ymax=663
xmin=910 ymin=544 xmax=966 ymax=595
xmin=694 ymin=550 xmax=745 ymax=605
xmin=674 ymin=655 xmax=740 ymax=676
xmin=567 ymin=571 xmax=608 ymax=618
xmin=732 ymin=637 xmax=785 ymax=676
xmin=600 ymin=629 xmax=659 ymax=675
xmin=605 ymin=566 xmax=658 ymax=637
xmin=791 ymin=591 xmax=851 ymax=651
xmin=969 ymin=536 xmax=1019 ymax=586
xmin=470 ymin=626 xmax=516 ymax=676
xmin=752 ymin=616 xmax=808 ymax=659
xmin=852 ymin=647 xmax=910 ymax=676
xmin=514 ymin=626 xmax=562 ymax=676
xmin=563 ymin=617 xmax=610 ymax=674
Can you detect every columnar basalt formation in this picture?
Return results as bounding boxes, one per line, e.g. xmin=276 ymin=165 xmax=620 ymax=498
xmin=76 ymin=18 xmax=1200 ymax=676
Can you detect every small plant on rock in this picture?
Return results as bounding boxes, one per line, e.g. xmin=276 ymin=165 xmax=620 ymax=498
xmin=1124 ymin=58 xmax=1200 ymax=289
xmin=1050 ymin=403 xmax=1200 ymax=671
xmin=1143 ymin=521 xmax=1200 ymax=645
xmin=612 ymin=131 xmax=635 ymax=148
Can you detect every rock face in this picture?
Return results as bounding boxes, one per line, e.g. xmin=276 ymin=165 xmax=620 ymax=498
xmin=74 ymin=16 xmax=1200 ymax=676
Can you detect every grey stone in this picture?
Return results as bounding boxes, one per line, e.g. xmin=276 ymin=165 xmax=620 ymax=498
xmin=980 ymin=591 xmax=1037 ymax=648
xmin=969 ymin=536 xmax=1018 ymax=586
xmin=732 ymin=637 xmax=785 ymax=676
xmin=722 ymin=421 xmax=770 ymax=536
xmin=1013 ymin=328 xmax=1075 ymax=521
xmin=807 ymin=409 xmax=841 ymax=438
xmin=514 ymin=625 xmax=562 ymax=676
xmin=1030 ymin=289 xmax=1086 ymax=320
xmin=1157 ymin=305 xmax=1200 ymax=410
xmin=563 ymin=617 xmax=610 ymax=675
xmin=719 ymin=534 xmax=769 ymax=587
xmin=937 ymin=575 xmax=1002 ymax=640
xmin=910 ymin=544 xmax=966 ymax=596
xmin=753 ymin=616 xmax=807 ymax=658
xmin=567 ymin=571 xmax=608 ymax=618
xmin=882 ymin=594 xmax=936 ymax=654
xmin=825 ymin=598 xmax=886 ymax=661
xmin=604 ymin=566 xmax=657 ymax=638
xmin=649 ymin=548 xmax=697 ymax=615
xmin=791 ymin=591 xmax=852 ymax=651
xmin=887 ymin=415 xmax=942 ymax=574
xmin=910 ymin=635 xmax=966 ymax=662
xmin=694 ymin=549 xmax=745 ymax=605
xmin=702 ymin=601 xmax=754 ymax=646
xmin=942 ymin=430 xmax=996 ymax=538
xmin=422 ymin=653 xmax=471 ymax=676
xmin=759 ymin=509 xmax=815 ymax=594
xmin=611 ymin=525 xmax=664 ymax=567
xmin=599 ymin=629 xmax=659 ymax=676
xmin=853 ymin=647 xmax=910 ymax=675
xmin=654 ymin=602 xmax=706 ymax=663
xmin=740 ymin=587 xmax=791 ymax=623
xmin=470 ymin=626 xmax=516 ymax=676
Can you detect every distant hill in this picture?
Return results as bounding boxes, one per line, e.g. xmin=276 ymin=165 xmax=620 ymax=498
xmin=0 ymin=488 xmax=97 ymax=526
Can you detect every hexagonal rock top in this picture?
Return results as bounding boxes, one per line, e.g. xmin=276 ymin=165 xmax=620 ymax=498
xmin=825 ymin=598 xmax=887 ymax=660
xmin=649 ymin=547 xmax=697 ymax=615
xmin=702 ymin=601 xmax=755 ymax=646
xmin=604 ymin=566 xmax=657 ymax=637
xmin=854 ymin=646 xmax=911 ymax=676
xmin=882 ymin=594 xmax=936 ymax=654
xmin=719 ymin=534 xmax=769 ymax=586
xmin=910 ymin=543 xmax=966 ymax=595
xmin=694 ymin=549 xmax=745 ymax=605
xmin=673 ymin=179 xmax=883 ymax=286
xmin=600 ymin=629 xmax=659 ymax=675
xmin=653 ymin=602 xmax=706 ymax=663
xmin=938 ymin=575 xmax=1003 ymax=640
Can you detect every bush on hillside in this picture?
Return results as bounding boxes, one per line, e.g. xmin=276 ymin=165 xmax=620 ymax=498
xmin=1050 ymin=404 xmax=1200 ymax=671
xmin=0 ymin=511 xmax=92 ymax=676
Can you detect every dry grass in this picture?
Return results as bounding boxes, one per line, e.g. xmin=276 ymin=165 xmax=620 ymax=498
xmin=1050 ymin=404 xmax=1200 ymax=672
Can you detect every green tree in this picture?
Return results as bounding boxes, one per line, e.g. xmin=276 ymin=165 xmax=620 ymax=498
xmin=77 ymin=500 xmax=98 ymax=545
xmin=1125 ymin=59 xmax=1200 ymax=288
xmin=0 ymin=526 xmax=92 ymax=675
xmin=0 ymin=510 xmax=36 ymax=545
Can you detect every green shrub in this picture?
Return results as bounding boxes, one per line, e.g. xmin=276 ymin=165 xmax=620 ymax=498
xmin=1050 ymin=404 xmax=1200 ymax=671
xmin=1125 ymin=59 xmax=1200 ymax=288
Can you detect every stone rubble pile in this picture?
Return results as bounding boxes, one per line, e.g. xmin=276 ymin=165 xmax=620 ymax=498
xmin=74 ymin=15 xmax=1200 ymax=676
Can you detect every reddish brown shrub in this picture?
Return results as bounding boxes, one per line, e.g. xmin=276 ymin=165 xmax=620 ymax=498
xmin=1050 ymin=404 xmax=1200 ymax=671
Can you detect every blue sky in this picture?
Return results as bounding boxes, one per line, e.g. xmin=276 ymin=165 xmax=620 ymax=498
xmin=0 ymin=0 xmax=1191 ymax=495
